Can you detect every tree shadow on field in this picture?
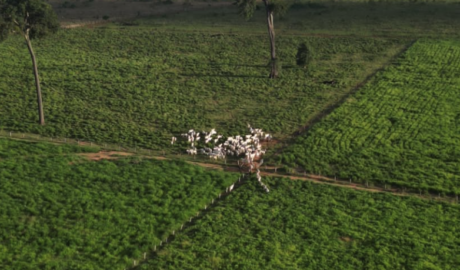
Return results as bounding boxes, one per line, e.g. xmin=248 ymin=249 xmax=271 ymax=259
xmin=207 ymin=63 xmax=267 ymax=69
xmin=179 ymin=62 xmax=268 ymax=78
xmin=180 ymin=73 xmax=266 ymax=79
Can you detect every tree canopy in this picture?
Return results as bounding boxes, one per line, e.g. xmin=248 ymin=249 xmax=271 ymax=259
xmin=236 ymin=0 xmax=290 ymax=20
xmin=0 ymin=0 xmax=59 ymax=39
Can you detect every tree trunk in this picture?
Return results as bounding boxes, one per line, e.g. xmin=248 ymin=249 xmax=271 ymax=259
xmin=264 ymin=1 xmax=278 ymax=78
xmin=25 ymin=34 xmax=45 ymax=125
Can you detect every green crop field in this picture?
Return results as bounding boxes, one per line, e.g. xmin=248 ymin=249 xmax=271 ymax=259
xmin=281 ymin=39 xmax=460 ymax=194
xmin=0 ymin=138 xmax=97 ymax=159
xmin=0 ymin=14 xmax=407 ymax=149
xmin=1 ymin=1 xmax=460 ymax=269
xmin=139 ymin=177 xmax=460 ymax=270
xmin=0 ymin=139 xmax=237 ymax=269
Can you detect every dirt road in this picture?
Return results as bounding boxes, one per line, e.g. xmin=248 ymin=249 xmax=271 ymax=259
xmin=76 ymin=150 xmax=458 ymax=204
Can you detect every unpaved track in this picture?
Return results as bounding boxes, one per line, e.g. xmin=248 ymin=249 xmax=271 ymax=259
xmin=77 ymin=151 xmax=133 ymax=161
xmin=76 ymin=150 xmax=457 ymax=204
xmin=0 ymin=135 xmax=453 ymax=204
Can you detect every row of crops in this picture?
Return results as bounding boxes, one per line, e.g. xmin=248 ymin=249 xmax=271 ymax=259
xmin=139 ymin=177 xmax=460 ymax=270
xmin=0 ymin=138 xmax=237 ymax=269
xmin=0 ymin=27 xmax=405 ymax=149
xmin=281 ymin=39 xmax=460 ymax=194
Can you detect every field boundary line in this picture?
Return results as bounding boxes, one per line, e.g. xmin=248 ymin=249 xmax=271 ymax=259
xmin=296 ymin=39 xmax=418 ymax=137
xmin=127 ymin=173 xmax=248 ymax=270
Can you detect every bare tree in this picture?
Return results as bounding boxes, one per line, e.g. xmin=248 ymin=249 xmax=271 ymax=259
xmin=236 ymin=0 xmax=290 ymax=78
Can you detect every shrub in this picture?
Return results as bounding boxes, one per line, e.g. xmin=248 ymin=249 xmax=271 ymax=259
xmin=296 ymin=42 xmax=315 ymax=69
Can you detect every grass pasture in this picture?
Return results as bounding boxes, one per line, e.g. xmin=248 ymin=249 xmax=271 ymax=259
xmin=0 ymin=29 xmax=405 ymax=149
xmin=0 ymin=139 xmax=237 ymax=269
xmin=282 ymin=39 xmax=460 ymax=194
xmin=139 ymin=178 xmax=460 ymax=270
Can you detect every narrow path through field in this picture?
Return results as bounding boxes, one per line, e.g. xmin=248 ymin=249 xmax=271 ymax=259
xmin=77 ymin=151 xmax=133 ymax=160
xmin=0 ymin=131 xmax=456 ymax=204
xmin=71 ymin=148 xmax=458 ymax=204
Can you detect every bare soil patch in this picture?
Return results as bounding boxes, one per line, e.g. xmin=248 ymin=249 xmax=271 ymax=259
xmin=78 ymin=151 xmax=133 ymax=161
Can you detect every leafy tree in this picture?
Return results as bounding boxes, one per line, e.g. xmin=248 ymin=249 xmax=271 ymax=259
xmin=236 ymin=0 xmax=290 ymax=78
xmin=0 ymin=0 xmax=59 ymax=125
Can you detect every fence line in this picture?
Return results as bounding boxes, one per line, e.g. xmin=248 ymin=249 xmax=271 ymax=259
xmin=127 ymin=174 xmax=249 ymax=270
xmin=265 ymin=166 xmax=460 ymax=204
